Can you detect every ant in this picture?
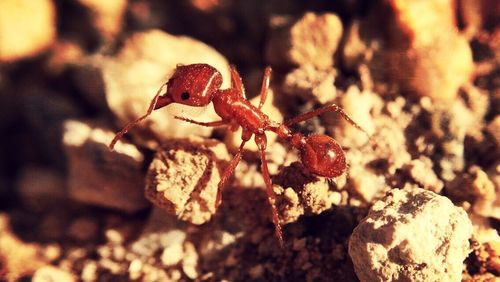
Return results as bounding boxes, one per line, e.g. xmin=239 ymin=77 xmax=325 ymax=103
xmin=109 ymin=63 xmax=369 ymax=247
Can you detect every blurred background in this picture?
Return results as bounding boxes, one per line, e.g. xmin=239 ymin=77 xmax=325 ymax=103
xmin=0 ymin=0 xmax=498 ymax=281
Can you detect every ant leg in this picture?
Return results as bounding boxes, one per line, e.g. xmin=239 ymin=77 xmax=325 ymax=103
xmin=109 ymin=84 xmax=165 ymax=150
xmin=255 ymin=133 xmax=284 ymax=247
xmin=258 ymin=66 xmax=272 ymax=110
xmin=215 ymin=139 xmax=247 ymax=208
xmin=284 ymin=103 xmax=369 ymax=137
xmin=230 ymin=65 xmax=246 ymax=99
xmin=174 ymin=116 xmax=227 ymax=127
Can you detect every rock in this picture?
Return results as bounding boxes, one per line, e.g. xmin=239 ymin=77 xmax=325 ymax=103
xmin=102 ymin=29 xmax=230 ymax=146
xmin=130 ymin=226 xmax=186 ymax=258
xmin=141 ymin=207 xmax=185 ymax=235
xmin=273 ymin=162 xmax=332 ymax=224
xmin=335 ymin=86 xmax=378 ymax=147
xmin=338 ymin=112 xmax=410 ymax=176
xmin=198 ymin=230 xmax=237 ymax=259
xmin=341 ymin=20 xmax=382 ymax=73
xmin=458 ymin=0 xmax=499 ymax=39
xmin=128 ymin=209 xmax=188 ymax=278
xmin=431 ymin=101 xmax=475 ymax=180
xmin=233 ymin=161 xmax=265 ymax=189
xmin=22 ymin=91 xmax=83 ymax=170
xmin=0 ymin=214 xmax=47 ymax=280
xmin=468 ymin=166 xmax=498 ymax=219
xmin=32 ymin=266 xmax=76 ymax=282
xmin=384 ymin=0 xmax=474 ymax=101
xmin=189 ymin=0 xmax=222 ymax=11
xmin=266 ymin=12 xmax=343 ymax=69
xmin=160 ymin=243 xmax=184 ymax=266
xmin=486 ymin=162 xmax=500 ymax=219
xmin=282 ymin=65 xmax=337 ymax=104
xmin=447 ymin=166 xmax=498 ymax=219
xmin=484 ymin=241 xmax=500 ymax=274
xmin=16 ymin=166 xmax=66 ymax=211
xmin=469 ymin=214 xmax=500 ymax=246
xmin=347 ymin=163 xmax=387 ymax=203
xmin=63 ymin=119 xmax=148 ymax=213
xmin=181 ymin=242 xmax=199 ymax=279
xmin=128 ymin=259 xmax=143 ymax=280
xmin=38 ymin=212 xmax=67 ymax=240
xmin=0 ymin=0 xmax=56 ymax=62
xmin=349 ymin=187 xmax=472 ymax=282
xmin=81 ymin=261 xmax=98 ymax=282
xmin=145 ymin=137 xmax=230 ymax=224
xmin=77 ymin=0 xmax=127 ymax=39
xmin=401 ymin=156 xmax=444 ymax=193
xmin=486 ymin=115 xmax=500 ymax=145
xmin=67 ymin=217 xmax=99 ymax=242
xmin=343 ymin=1 xmax=474 ymax=101
xmin=72 ymin=54 xmax=108 ymax=110
xmin=45 ymin=40 xmax=85 ymax=75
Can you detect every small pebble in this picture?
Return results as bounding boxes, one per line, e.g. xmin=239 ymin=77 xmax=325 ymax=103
xmin=32 ymin=266 xmax=76 ymax=282
xmin=266 ymin=12 xmax=343 ymax=69
xmin=146 ymin=137 xmax=230 ymax=224
xmin=160 ymin=244 xmax=184 ymax=266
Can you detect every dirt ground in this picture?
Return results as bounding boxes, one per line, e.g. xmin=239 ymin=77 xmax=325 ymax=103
xmin=0 ymin=1 xmax=498 ymax=281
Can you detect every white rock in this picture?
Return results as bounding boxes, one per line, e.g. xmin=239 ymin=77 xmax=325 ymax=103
xmin=102 ymin=29 xmax=230 ymax=145
xmin=349 ymin=187 xmax=472 ymax=282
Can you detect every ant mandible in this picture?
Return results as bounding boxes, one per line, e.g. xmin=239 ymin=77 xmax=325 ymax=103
xmin=109 ymin=63 xmax=368 ymax=247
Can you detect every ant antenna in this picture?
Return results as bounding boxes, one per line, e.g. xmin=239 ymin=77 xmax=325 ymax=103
xmin=109 ymin=84 xmax=166 ymax=150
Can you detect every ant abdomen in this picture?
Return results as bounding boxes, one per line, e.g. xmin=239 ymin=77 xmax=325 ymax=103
xmin=299 ymin=134 xmax=346 ymax=178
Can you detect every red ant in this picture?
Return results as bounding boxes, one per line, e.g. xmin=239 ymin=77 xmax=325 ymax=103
xmin=109 ymin=63 xmax=368 ymax=246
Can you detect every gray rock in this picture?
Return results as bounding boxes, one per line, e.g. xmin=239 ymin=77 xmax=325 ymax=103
xmin=63 ymin=119 xmax=148 ymax=212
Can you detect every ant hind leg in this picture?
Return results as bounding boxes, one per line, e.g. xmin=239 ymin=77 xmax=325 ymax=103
xmin=255 ymin=133 xmax=284 ymax=247
xmin=230 ymin=65 xmax=246 ymax=99
xmin=258 ymin=67 xmax=272 ymax=110
xmin=284 ymin=103 xmax=370 ymax=139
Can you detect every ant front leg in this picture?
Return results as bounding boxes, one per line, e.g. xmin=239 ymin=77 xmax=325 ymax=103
xmin=255 ymin=133 xmax=284 ymax=247
xmin=109 ymin=84 xmax=166 ymax=150
xmin=174 ymin=116 xmax=227 ymax=127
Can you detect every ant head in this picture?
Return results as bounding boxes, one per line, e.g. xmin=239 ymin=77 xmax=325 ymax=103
xmin=155 ymin=64 xmax=223 ymax=109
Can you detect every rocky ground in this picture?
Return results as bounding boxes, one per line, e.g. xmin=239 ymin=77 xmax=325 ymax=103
xmin=0 ymin=0 xmax=498 ymax=281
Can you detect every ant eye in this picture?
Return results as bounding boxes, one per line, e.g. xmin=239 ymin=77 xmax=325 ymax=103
xmin=181 ymin=92 xmax=190 ymax=100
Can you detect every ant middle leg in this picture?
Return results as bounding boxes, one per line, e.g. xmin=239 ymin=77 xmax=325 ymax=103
xmin=215 ymin=129 xmax=252 ymax=208
xmin=174 ymin=116 xmax=227 ymax=127
xmin=255 ymin=133 xmax=284 ymax=247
